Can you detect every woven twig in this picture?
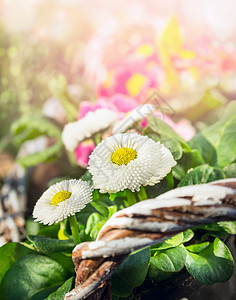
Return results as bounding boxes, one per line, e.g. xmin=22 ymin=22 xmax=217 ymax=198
xmin=65 ymin=178 xmax=236 ymax=300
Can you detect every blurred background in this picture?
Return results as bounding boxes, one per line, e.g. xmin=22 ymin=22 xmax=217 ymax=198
xmin=0 ymin=0 xmax=236 ymax=228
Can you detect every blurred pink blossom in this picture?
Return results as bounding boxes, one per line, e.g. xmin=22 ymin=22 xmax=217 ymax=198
xmin=75 ymin=141 xmax=95 ymax=168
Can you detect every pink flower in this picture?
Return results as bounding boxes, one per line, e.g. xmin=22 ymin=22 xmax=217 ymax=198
xmin=75 ymin=140 xmax=95 ymax=168
xmin=97 ymin=52 xmax=163 ymax=102
xmin=75 ymin=94 xmax=138 ymax=167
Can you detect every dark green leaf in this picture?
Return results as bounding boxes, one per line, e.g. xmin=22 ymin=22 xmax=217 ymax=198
xmin=0 ymin=254 xmax=70 ymax=300
xmin=112 ymin=247 xmax=150 ymax=297
xmin=188 ymin=134 xmax=217 ymax=166
xmin=0 ymin=243 xmax=34 ymax=284
xmin=149 ymin=245 xmax=187 ymax=282
xmin=47 ymin=253 xmax=74 ymax=274
xmin=46 ymin=277 xmax=74 ymax=300
xmin=146 ymin=177 xmax=172 ymax=198
xmin=172 ymin=150 xmax=205 ymax=180
xmin=178 ymin=164 xmax=225 ymax=187
xmin=185 ymin=238 xmax=234 ymax=284
xmin=37 ymin=223 xmax=60 ymax=238
xmin=28 ymin=235 xmax=75 ymax=253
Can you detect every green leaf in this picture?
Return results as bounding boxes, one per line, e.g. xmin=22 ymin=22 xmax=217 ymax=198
xmin=17 ymin=140 xmax=62 ymax=168
xmin=185 ymin=238 xmax=234 ymax=284
xmin=218 ymin=221 xmax=236 ymax=234
xmin=152 ymin=229 xmax=194 ymax=251
xmin=188 ymin=134 xmax=217 ymax=166
xmin=90 ymin=199 xmax=109 ymax=217
xmin=186 ymin=242 xmax=209 ymax=253
xmin=146 ymin=177 xmax=172 ymax=198
xmin=202 ymin=112 xmax=236 ymax=167
xmin=46 ymin=277 xmax=74 ymax=300
xmin=28 ymin=235 xmax=75 ymax=253
xmin=178 ymin=164 xmax=225 ymax=187
xmin=149 ymin=245 xmax=187 ymax=282
xmin=148 ymin=134 xmax=183 ymax=160
xmin=26 ymin=217 xmax=44 ymax=236
xmin=85 ymin=212 xmax=105 ymax=235
xmin=47 ymin=253 xmax=74 ymax=274
xmin=0 ymin=254 xmax=70 ymax=300
xmin=172 ymin=149 xmax=205 ymax=180
xmin=112 ymin=247 xmax=150 ymax=297
xmin=11 ymin=114 xmax=63 ymax=167
xmin=223 ymin=163 xmax=236 ymax=178
xmin=0 ymin=243 xmax=34 ymax=284
xmin=37 ymin=223 xmax=60 ymax=238
xmin=90 ymin=220 xmax=106 ymax=240
xmin=161 ymin=137 xmax=183 ymax=160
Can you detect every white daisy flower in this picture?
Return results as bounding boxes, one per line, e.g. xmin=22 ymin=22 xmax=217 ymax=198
xmin=33 ymin=179 xmax=93 ymax=225
xmin=62 ymin=109 xmax=118 ymax=151
xmin=88 ymin=133 xmax=176 ymax=193
xmin=113 ymin=104 xmax=155 ymax=134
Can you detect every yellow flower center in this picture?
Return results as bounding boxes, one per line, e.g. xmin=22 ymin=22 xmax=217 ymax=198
xmin=51 ymin=191 xmax=72 ymax=206
xmin=111 ymin=147 xmax=137 ymax=165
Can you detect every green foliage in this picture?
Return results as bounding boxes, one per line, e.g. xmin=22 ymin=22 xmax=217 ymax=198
xmin=185 ymin=238 xmax=234 ymax=284
xmin=202 ymin=102 xmax=236 ymax=167
xmin=151 ymin=229 xmax=194 ymax=251
xmin=27 ymin=235 xmax=75 ymax=253
xmin=149 ymin=134 xmax=183 ymax=160
xmin=223 ymin=163 xmax=236 ymax=178
xmin=11 ymin=114 xmax=63 ymax=167
xmin=188 ymin=134 xmax=217 ymax=166
xmin=46 ymin=277 xmax=74 ymax=300
xmin=0 ymin=254 xmax=70 ymax=300
xmin=0 ymin=243 xmax=35 ymax=284
xmin=172 ymin=149 xmax=205 ymax=180
xmin=149 ymin=245 xmax=187 ymax=282
xmin=112 ymin=247 xmax=150 ymax=297
xmin=178 ymin=164 xmax=225 ymax=187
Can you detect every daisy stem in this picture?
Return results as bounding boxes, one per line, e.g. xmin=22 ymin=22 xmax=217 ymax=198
xmin=125 ymin=190 xmax=137 ymax=207
xmin=69 ymin=215 xmax=81 ymax=245
xmin=138 ymin=186 xmax=148 ymax=201
xmin=94 ymin=134 xmax=101 ymax=146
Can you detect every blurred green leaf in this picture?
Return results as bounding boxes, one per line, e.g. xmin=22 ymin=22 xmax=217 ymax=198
xmin=223 ymin=163 xmax=236 ymax=178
